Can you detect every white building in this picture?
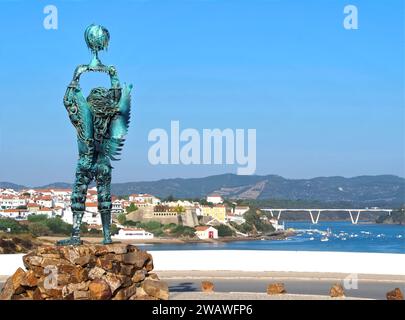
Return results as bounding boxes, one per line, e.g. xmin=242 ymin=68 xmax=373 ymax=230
xmin=163 ymin=200 xmax=195 ymax=207
xmin=195 ymin=226 xmax=218 ymax=239
xmin=269 ymin=218 xmax=285 ymax=231
xmin=0 ymin=196 xmax=27 ymax=209
xmin=83 ymin=212 xmax=102 ymax=225
xmin=61 ymin=207 xmax=73 ymax=224
xmin=112 ymin=228 xmax=154 ymax=240
xmin=52 ymin=189 xmax=72 ymax=197
xmin=194 ymin=204 xmax=203 ymax=216
xmin=226 ymin=214 xmax=246 ymax=224
xmin=34 ymin=189 xmax=54 ymax=197
xmin=129 ymin=193 xmax=160 ymax=205
xmin=19 ymin=189 xmax=36 ymax=196
xmin=37 ymin=207 xmax=54 ymax=218
xmin=83 ymin=202 xmax=102 ymax=225
xmin=234 ymin=206 xmax=250 ymax=216
xmin=86 ymin=188 xmax=98 ymax=202
xmin=112 ymin=200 xmax=124 ymax=214
xmin=0 ymin=209 xmax=28 ymax=219
xmin=0 ymin=188 xmax=19 ymax=196
xmin=206 ymin=194 xmax=223 ymax=204
xmin=61 ymin=204 xmax=106 ymax=226
xmin=53 ymin=206 xmax=64 ymax=217
xmin=35 ymin=196 xmax=53 ymax=208
xmin=53 ymin=200 xmax=68 ymax=210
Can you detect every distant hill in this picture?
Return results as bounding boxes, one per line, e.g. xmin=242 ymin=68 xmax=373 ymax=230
xmin=35 ymin=182 xmax=74 ymax=190
xmin=108 ymin=174 xmax=405 ymax=206
xmin=1 ymin=174 xmax=404 ymax=206
xmin=0 ymin=182 xmax=26 ymax=190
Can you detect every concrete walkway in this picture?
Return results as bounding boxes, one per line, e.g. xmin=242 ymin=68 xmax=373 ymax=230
xmin=2 ymin=251 xmax=405 ymax=276
xmin=170 ymin=292 xmax=366 ymax=300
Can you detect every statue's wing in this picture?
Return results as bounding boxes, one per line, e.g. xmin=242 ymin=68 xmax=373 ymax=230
xmin=73 ymin=88 xmax=94 ymax=141
xmin=64 ymin=86 xmax=94 ymax=141
xmin=102 ymin=84 xmax=132 ymax=160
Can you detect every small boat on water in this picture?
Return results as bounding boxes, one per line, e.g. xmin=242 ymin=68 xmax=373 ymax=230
xmin=309 ymin=237 xmax=315 ymax=241
xmin=320 ymin=237 xmax=329 ymax=242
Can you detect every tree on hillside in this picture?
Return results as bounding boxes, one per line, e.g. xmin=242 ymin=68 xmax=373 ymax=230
xmin=0 ymin=218 xmax=28 ymax=233
xmin=28 ymin=223 xmax=50 ymax=237
xmin=117 ymin=213 xmax=127 ymax=225
xmin=126 ymin=203 xmax=138 ymax=214
xmin=217 ymin=224 xmax=235 ymax=237
xmin=45 ymin=217 xmax=71 ymax=235
xmin=242 ymin=208 xmax=275 ymax=234
xmin=376 ymin=207 xmax=405 ymax=225
xmin=124 ymin=220 xmax=139 ymax=227
xmin=170 ymin=225 xmax=195 ymax=237
xmin=27 ymin=214 xmax=48 ymax=223
xmin=110 ymin=224 xmax=119 ymax=235
xmin=140 ymin=221 xmax=162 ymax=231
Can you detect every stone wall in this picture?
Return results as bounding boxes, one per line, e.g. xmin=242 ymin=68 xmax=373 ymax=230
xmin=0 ymin=244 xmax=169 ymax=300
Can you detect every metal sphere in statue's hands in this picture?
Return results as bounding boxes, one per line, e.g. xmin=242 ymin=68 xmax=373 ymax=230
xmin=84 ymin=24 xmax=110 ymax=53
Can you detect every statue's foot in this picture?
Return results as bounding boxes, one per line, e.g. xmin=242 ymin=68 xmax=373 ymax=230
xmin=102 ymin=237 xmax=113 ymax=245
xmin=56 ymin=237 xmax=82 ymax=246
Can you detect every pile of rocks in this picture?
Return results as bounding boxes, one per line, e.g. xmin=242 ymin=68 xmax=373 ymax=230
xmin=0 ymin=244 xmax=169 ymax=300
xmin=329 ymin=283 xmax=345 ymax=298
xmin=267 ymin=283 xmax=286 ymax=295
xmin=386 ymin=288 xmax=404 ymax=300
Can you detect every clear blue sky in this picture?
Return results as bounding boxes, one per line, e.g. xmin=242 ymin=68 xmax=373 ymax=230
xmin=0 ymin=0 xmax=404 ymax=186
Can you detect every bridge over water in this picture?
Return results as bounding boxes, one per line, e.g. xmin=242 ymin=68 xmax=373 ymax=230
xmin=260 ymin=208 xmax=393 ymax=224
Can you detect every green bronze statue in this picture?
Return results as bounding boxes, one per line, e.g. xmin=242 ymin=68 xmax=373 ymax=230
xmin=57 ymin=25 xmax=132 ymax=246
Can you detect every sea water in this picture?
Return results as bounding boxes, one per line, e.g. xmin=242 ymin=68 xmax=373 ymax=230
xmin=145 ymin=221 xmax=405 ymax=253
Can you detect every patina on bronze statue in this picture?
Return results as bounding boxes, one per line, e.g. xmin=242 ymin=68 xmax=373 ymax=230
xmin=57 ymin=24 xmax=132 ymax=246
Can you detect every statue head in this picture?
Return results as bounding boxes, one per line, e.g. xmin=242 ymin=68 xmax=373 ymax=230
xmin=84 ymin=24 xmax=110 ymax=54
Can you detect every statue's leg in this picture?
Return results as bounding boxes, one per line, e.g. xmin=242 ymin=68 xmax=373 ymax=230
xmin=95 ymin=154 xmax=113 ymax=245
xmin=57 ymin=138 xmax=95 ymax=246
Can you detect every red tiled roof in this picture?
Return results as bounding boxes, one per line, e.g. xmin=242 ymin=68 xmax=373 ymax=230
xmin=195 ymin=226 xmax=210 ymax=231
xmin=37 ymin=196 xmax=52 ymax=201
xmin=85 ymin=202 xmax=98 ymax=207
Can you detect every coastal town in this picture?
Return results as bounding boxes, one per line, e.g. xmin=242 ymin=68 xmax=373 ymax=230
xmin=0 ymin=187 xmax=284 ymax=242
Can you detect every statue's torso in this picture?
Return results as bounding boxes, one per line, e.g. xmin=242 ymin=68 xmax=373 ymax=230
xmin=89 ymin=102 xmax=118 ymax=142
